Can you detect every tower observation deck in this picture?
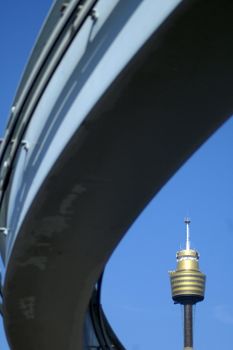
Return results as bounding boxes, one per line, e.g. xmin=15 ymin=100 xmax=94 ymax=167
xmin=169 ymin=219 xmax=206 ymax=350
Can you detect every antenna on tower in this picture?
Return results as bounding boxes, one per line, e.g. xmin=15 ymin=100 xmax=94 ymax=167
xmin=185 ymin=217 xmax=191 ymax=250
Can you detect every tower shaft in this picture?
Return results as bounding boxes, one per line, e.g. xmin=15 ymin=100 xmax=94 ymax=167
xmin=184 ymin=304 xmax=193 ymax=350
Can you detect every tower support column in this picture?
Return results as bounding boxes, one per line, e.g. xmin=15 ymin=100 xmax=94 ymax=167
xmin=184 ymin=304 xmax=193 ymax=350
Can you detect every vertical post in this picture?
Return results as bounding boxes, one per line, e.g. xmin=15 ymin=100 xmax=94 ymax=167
xmin=184 ymin=304 xmax=193 ymax=349
xmin=185 ymin=218 xmax=191 ymax=250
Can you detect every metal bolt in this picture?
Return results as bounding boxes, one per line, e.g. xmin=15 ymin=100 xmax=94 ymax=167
xmin=60 ymin=2 xmax=69 ymax=16
xmin=21 ymin=140 xmax=30 ymax=151
xmin=0 ymin=228 xmax=8 ymax=236
xmin=3 ymin=160 xmax=9 ymax=169
xmin=91 ymin=9 xmax=98 ymax=21
xmin=77 ymin=5 xmax=83 ymax=12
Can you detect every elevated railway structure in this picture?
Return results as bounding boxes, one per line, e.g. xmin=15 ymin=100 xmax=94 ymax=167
xmin=0 ymin=0 xmax=233 ymax=349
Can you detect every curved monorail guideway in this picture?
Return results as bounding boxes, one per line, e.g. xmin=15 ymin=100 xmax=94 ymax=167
xmin=0 ymin=0 xmax=233 ymax=349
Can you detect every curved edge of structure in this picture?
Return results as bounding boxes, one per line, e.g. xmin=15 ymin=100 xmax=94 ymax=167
xmin=88 ymin=275 xmax=126 ymax=349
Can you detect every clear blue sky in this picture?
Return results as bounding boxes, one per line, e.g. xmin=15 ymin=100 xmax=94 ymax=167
xmin=1 ymin=1 xmax=233 ymax=350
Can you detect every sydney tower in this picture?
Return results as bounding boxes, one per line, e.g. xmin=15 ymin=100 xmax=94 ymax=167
xmin=169 ymin=219 xmax=206 ymax=350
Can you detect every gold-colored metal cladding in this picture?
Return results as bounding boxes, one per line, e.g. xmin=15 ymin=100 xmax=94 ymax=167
xmin=170 ymin=219 xmax=206 ymax=350
xmin=169 ymin=249 xmax=206 ymax=303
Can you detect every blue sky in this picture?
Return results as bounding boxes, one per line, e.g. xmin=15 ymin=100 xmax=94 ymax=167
xmin=1 ymin=1 xmax=233 ymax=349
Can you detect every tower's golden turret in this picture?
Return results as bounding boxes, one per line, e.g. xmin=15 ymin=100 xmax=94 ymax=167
xmin=169 ymin=218 xmax=206 ymax=304
xmin=169 ymin=219 xmax=206 ymax=350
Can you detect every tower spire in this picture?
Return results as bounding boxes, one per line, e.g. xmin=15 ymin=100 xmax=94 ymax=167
xmin=169 ymin=218 xmax=206 ymax=350
xmin=185 ymin=217 xmax=191 ymax=250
